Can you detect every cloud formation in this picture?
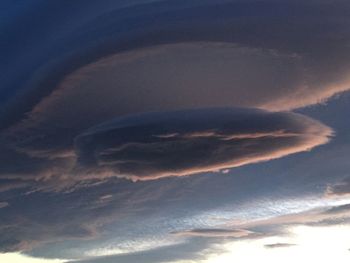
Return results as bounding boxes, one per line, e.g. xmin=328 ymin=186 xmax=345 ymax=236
xmin=172 ymin=228 xmax=254 ymax=238
xmin=0 ymin=1 xmax=350 ymax=262
xmin=75 ymin=108 xmax=332 ymax=180
xmin=0 ymin=0 xmax=343 ymax=185
xmin=0 ymin=202 xmax=8 ymax=209
xmin=264 ymin=243 xmax=296 ymax=249
xmin=1 ymin=0 xmax=350 ymax=134
xmin=326 ymin=177 xmax=350 ymax=197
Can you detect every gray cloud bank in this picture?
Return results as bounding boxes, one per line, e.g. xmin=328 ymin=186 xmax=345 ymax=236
xmin=0 ymin=0 xmax=344 ymax=186
xmin=1 ymin=0 xmax=350 ymax=132
xmin=0 ymin=0 xmax=349 ymax=261
xmin=0 ymin=108 xmax=332 ymax=186
xmin=74 ymin=108 xmax=332 ymax=180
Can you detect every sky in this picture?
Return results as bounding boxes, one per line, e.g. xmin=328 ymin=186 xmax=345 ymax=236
xmin=1 ymin=0 xmax=350 ymax=262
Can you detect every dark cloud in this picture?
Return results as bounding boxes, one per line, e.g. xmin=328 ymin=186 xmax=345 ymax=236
xmin=0 ymin=0 xmax=341 ymax=186
xmin=75 ymin=108 xmax=331 ymax=180
xmin=0 ymin=1 xmax=350 ymax=262
xmin=0 ymin=107 xmax=332 ymax=184
xmin=1 ymin=0 xmax=350 ymax=132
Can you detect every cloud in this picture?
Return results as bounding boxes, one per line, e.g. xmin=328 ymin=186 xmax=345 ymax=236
xmin=0 ymin=202 xmax=9 ymax=209
xmin=0 ymin=1 xmax=349 ymax=262
xmin=45 ymin=41 xmax=350 ymax=116
xmin=326 ymin=177 xmax=350 ymax=197
xmin=264 ymin=243 xmax=296 ymax=249
xmin=169 ymin=201 xmax=350 ymax=256
xmin=0 ymin=178 xmax=124 ymax=253
xmin=75 ymin=107 xmax=332 ymax=180
xmin=0 ymin=176 xmax=205 ymax=255
xmin=0 ymin=179 xmax=30 ymax=193
xmin=2 ymin=0 xmax=350 ymax=133
xmin=0 ymin=0 xmax=341 ymax=186
xmin=0 ymin=106 xmax=332 ymax=185
xmin=68 ymin=238 xmax=227 ymax=263
xmin=228 ymin=202 xmax=350 ymax=236
xmin=171 ymin=228 xmax=254 ymax=238
xmin=321 ymin=203 xmax=350 ymax=217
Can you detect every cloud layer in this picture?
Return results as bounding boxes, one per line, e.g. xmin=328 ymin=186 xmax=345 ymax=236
xmin=75 ymin=108 xmax=332 ymax=180
xmin=2 ymin=0 xmax=350 ymax=132
xmin=1 ymin=1 xmax=350 ymax=262
xmin=172 ymin=228 xmax=254 ymax=238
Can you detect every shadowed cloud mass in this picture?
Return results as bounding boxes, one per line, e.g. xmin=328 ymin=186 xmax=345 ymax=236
xmin=1 ymin=0 xmax=350 ymax=262
xmin=74 ymin=108 xmax=332 ymax=180
xmin=2 ymin=0 xmax=350 ymax=132
xmin=0 ymin=107 xmax=332 ymax=185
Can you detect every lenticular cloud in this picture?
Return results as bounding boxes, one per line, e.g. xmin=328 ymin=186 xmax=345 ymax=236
xmin=75 ymin=108 xmax=332 ymax=180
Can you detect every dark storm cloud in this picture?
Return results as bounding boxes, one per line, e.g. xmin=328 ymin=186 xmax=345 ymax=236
xmin=74 ymin=108 xmax=332 ymax=180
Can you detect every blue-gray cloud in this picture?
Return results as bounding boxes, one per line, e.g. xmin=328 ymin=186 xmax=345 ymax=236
xmin=0 ymin=1 xmax=350 ymax=262
xmin=0 ymin=107 xmax=332 ymax=184
xmin=75 ymin=108 xmax=332 ymax=180
xmin=0 ymin=202 xmax=8 ymax=209
xmin=326 ymin=177 xmax=350 ymax=197
xmin=1 ymin=0 xmax=350 ymax=132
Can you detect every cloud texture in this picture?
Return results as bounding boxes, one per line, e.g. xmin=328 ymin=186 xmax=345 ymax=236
xmin=1 ymin=0 xmax=350 ymax=133
xmin=0 ymin=0 xmax=350 ymax=262
xmin=74 ymin=108 xmax=332 ymax=180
